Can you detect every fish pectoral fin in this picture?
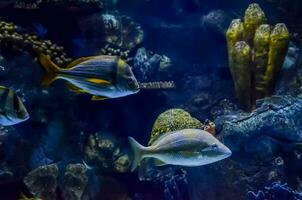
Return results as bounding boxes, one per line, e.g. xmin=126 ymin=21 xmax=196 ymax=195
xmin=65 ymin=56 xmax=98 ymax=68
xmin=86 ymin=78 xmax=112 ymax=86
xmin=153 ymin=158 xmax=167 ymax=167
xmin=91 ymin=95 xmax=108 ymax=101
xmin=66 ymin=83 xmax=86 ymax=93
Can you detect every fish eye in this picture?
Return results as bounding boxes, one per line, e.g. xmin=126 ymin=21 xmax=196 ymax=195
xmin=211 ymin=144 xmax=218 ymax=149
xmin=127 ymin=79 xmax=136 ymax=89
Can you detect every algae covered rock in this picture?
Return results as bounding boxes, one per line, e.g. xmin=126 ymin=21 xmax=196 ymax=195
xmin=63 ymin=164 xmax=88 ymax=200
xmin=149 ymin=108 xmax=203 ymax=145
xmin=216 ymin=95 xmax=302 ymax=155
xmin=23 ymin=164 xmax=59 ymax=200
xmin=83 ymin=132 xmax=131 ymax=172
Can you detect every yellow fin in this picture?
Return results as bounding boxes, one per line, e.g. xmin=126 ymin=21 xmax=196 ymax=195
xmin=39 ymin=54 xmax=61 ymax=86
xmin=66 ymin=83 xmax=86 ymax=93
xmin=65 ymin=56 xmax=98 ymax=68
xmin=86 ymin=78 xmax=112 ymax=86
xmin=91 ymin=95 xmax=108 ymax=101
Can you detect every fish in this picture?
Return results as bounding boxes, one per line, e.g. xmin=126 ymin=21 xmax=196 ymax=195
xmin=39 ymin=54 xmax=140 ymax=100
xmin=0 ymin=86 xmax=29 ymax=126
xmin=128 ymin=129 xmax=232 ymax=171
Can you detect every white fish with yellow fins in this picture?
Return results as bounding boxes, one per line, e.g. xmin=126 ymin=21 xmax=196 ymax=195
xmin=129 ymin=129 xmax=232 ymax=171
xmin=39 ymin=54 xmax=140 ymax=100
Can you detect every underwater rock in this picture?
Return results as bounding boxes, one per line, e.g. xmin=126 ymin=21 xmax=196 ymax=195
xmin=149 ymin=108 xmax=203 ymax=145
xmin=23 ymin=164 xmax=58 ymax=200
xmin=83 ymin=132 xmax=130 ymax=172
xmin=226 ymin=3 xmax=290 ymax=111
xmin=247 ymin=182 xmax=302 ymax=200
xmin=210 ymin=98 xmax=238 ymax=117
xmin=217 ymin=95 xmax=302 ymax=154
xmin=63 ymin=164 xmax=88 ymax=200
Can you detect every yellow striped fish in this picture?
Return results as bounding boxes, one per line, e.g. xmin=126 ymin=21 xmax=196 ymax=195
xmin=39 ymin=54 xmax=140 ymax=100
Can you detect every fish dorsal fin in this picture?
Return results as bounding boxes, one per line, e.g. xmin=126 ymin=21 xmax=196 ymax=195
xmin=86 ymin=78 xmax=112 ymax=86
xmin=65 ymin=56 xmax=98 ymax=68
xmin=66 ymin=83 xmax=87 ymax=93
xmin=91 ymin=95 xmax=108 ymax=101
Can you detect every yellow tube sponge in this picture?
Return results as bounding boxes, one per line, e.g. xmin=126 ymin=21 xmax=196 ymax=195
xmin=243 ymin=3 xmax=267 ymax=45
xmin=265 ymin=23 xmax=289 ymax=95
xmin=231 ymin=41 xmax=252 ymax=111
xmin=253 ymin=24 xmax=271 ymax=99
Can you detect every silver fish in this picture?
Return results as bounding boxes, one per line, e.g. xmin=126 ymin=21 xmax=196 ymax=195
xmin=39 ymin=54 xmax=140 ymax=100
xmin=0 ymin=86 xmax=29 ymax=126
xmin=129 ymin=129 xmax=232 ymax=171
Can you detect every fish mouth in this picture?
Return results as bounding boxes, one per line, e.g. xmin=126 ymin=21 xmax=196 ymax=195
xmin=221 ymin=146 xmax=232 ymax=158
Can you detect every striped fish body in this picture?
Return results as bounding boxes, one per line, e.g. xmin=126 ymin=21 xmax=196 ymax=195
xmin=39 ymin=55 xmax=140 ymax=100
xmin=0 ymin=86 xmax=29 ymax=126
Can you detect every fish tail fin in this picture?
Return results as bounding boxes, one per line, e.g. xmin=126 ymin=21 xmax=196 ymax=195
xmin=128 ymin=137 xmax=145 ymax=172
xmin=39 ymin=54 xmax=61 ymax=86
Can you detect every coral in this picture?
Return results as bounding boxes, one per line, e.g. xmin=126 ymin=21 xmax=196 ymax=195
xmin=104 ymin=15 xmax=144 ymax=51
xmin=226 ymin=3 xmax=290 ymax=111
xmin=23 ymin=164 xmax=58 ymax=200
xmin=247 ymin=182 xmax=302 ymax=200
xmin=63 ymin=164 xmax=88 ymax=200
xmin=133 ymin=47 xmax=172 ymax=80
xmin=14 ymin=0 xmax=103 ymax=10
xmin=0 ymin=18 xmax=72 ymax=66
xmin=79 ymin=13 xmax=143 ymax=57
xmin=149 ymin=108 xmax=203 ymax=145
xmin=83 ymin=132 xmax=131 ymax=172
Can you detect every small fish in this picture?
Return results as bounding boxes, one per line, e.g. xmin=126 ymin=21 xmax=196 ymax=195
xmin=129 ymin=129 xmax=232 ymax=171
xmin=39 ymin=54 xmax=140 ymax=100
xmin=0 ymin=86 xmax=29 ymax=126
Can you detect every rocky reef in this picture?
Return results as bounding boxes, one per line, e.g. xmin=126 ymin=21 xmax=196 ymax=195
xmin=226 ymin=3 xmax=290 ymax=111
xmin=216 ymin=95 xmax=302 ymax=154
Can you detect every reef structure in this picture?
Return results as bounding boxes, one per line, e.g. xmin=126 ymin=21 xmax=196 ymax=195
xmin=13 ymin=0 xmax=104 ymax=11
xmin=0 ymin=18 xmax=72 ymax=66
xmin=226 ymin=3 xmax=290 ymax=111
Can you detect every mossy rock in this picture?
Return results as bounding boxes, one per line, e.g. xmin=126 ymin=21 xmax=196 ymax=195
xmin=149 ymin=108 xmax=203 ymax=145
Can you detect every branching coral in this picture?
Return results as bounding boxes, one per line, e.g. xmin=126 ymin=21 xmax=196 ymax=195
xmin=226 ymin=3 xmax=290 ymax=111
xmin=0 ymin=18 xmax=72 ymax=66
xmin=14 ymin=0 xmax=103 ymax=10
